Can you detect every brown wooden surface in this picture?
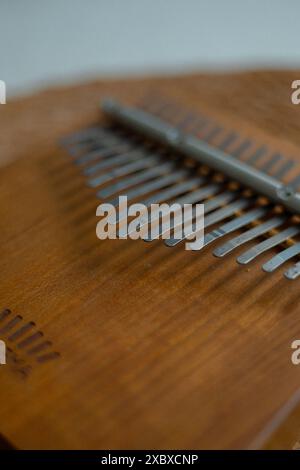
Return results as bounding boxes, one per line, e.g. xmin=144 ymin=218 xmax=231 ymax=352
xmin=1 ymin=71 xmax=300 ymax=449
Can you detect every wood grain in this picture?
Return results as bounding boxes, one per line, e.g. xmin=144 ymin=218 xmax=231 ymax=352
xmin=1 ymin=71 xmax=300 ymax=449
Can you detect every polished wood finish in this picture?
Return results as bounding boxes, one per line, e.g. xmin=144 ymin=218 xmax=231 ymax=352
xmin=1 ymin=71 xmax=300 ymax=449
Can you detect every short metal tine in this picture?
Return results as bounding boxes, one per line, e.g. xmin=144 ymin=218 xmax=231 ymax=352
xmin=177 ymin=113 xmax=202 ymax=132
xmin=165 ymin=196 xmax=247 ymax=246
xmin=261 ymin=153 xmax=282 ymax=173
xmin=285 ymin=261 xmax=300 ymax=280
xmin=245 ymin=146 xmax=267 ymax=165
xmin=213 ymin=216 xmax=286 ymax=257
xmin=231 ymin=139 xmax=252 ymax=159
xmin=237 ymin=226 xmax=300 ymax=265
xmin=218 ymin=132 xmax=239 ymax=151
xmin=289 ymin=172 xmax=300 ymax=190
xmin=203 ymin=125 xmax=223 ymax=142
xmin=273 ymin=159 xmax=295 ymax=179
xmin=203 ymin=206 xmax=269 ymax=247
xmin=262 ymin=242 xmax=300 ymax=272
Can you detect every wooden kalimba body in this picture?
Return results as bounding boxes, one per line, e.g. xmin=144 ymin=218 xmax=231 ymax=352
xmin=1 ymin=71 xmax=300 ymax=449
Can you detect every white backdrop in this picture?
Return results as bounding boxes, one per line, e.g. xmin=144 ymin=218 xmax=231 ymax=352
xmin=1 ymin=0 xmax=300 ymax=96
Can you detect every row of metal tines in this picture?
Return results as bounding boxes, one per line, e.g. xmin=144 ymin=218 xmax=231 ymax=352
xmin=139 ymin=94 xmax=300 ymax=188
xmin=62 ymin=119 xmax=300 ymax=280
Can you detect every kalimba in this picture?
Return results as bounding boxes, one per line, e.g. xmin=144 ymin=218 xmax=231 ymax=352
xmin=1 ymin=71 xmax=300 ymax=449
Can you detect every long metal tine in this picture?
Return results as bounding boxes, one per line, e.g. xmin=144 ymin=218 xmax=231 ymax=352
xmin=109 ymin=170 xmax=191 ymax=207
xmin=113 ymin=173 xmax=195 ymax=224
xmin=84 ymin=149 xmax=148 ymax=175
xmin=88 ymin=155 xmax=161 ymax=188
xmin=141 ymin=183 xmax=221 ymax=240
xmin=98 ymin=162 xmax=175 ymax=198
xmin=75 ymin=142 xmax=132 ymax=165
xmin=61 ymin=126 xmax=111 ymax=146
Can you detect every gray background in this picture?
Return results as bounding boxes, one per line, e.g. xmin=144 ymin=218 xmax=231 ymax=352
xmin=1 ymin=0 xmax=300 ymax=97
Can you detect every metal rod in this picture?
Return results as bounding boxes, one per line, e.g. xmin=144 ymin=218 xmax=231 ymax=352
xmin=101 ymin=98 xmax=300 ymax=215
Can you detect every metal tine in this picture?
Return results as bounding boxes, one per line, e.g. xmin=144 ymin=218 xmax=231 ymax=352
xmin=68 ymin=130 xmax=117 ymax=149
xmin=166 ymin=197 xmax=252 ymax=248
xmin=88 ymin=155 xmax=161 ymax=188
xmin=141 ymin=183 xmax=221 ymax=240
xmin=289 ymin=172 xmax=300 ymax=190
xmin=260 ymin=153 xmax=282 ymax=173
xmin=273 ymin=159 xmax=295 ymax=179
xmin=213 ymin=216 xmax=286 ymax=257
xmin=75 ymin=128 xmax=129 ymax=147
xmin=182 ymin=198 xmax=252 ymax=244
xmin=73 ymin=129 xmax=132 ymax=156
xmin=202 ymin=125 xmax=223 ymax=142
xmin=218 ymin=132 xmax=239 ymax=151
xmin=262 ymin=242 xmax=300 ymax=273
xmin=176 ymin=112 xmax=206 ymax=133
xmin=84 ymin=149 xmax=148 ymax=176
xmin=284 ymin=261 xmax=300 ymax=280
xmin=164 ymin=191 xmax=243 ymax=247
xmin=140 ymin=177 xmax=206 ymax=208
xmin=245 ymin=146 xmax=267 ymax=165
xmin=237 ymin=226 xmax=300 ymax=265
xmin=203 ymin=206 xmax=270 ymax=248
xmin=109 ymin=170 xmax=192 ymax=207
xmin=98 ymin=162 xmax=176 ymax=198
xmin=130 ymin=183 xmax=219 ymax=237
xmin=231 ymin=139 xmax=252 ymax=159
xmin=68 ymin=140 xmax=100 ymax=157
xmin=75 ymin=142 xmax=132 ymax=166
xmin=61 ymin=126 xmax=111 ymax=146
xmin=114 ymin=175 xmax=206 ymax=225
xmin=68 ymin=130 xmax=122 ymax=157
